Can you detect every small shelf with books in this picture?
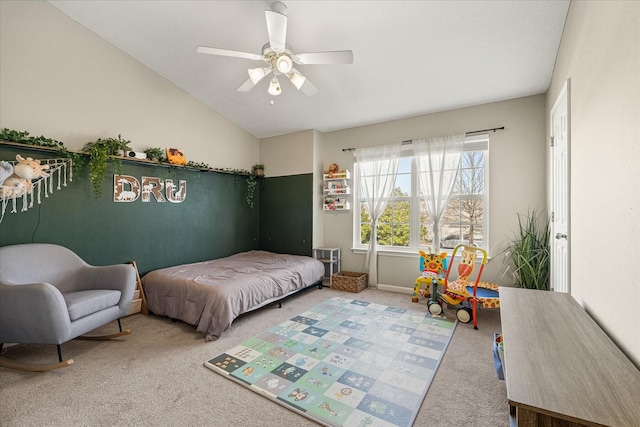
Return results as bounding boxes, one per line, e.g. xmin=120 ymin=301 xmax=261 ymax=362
xmin=323 ymin=169 xmax=351 ymax=211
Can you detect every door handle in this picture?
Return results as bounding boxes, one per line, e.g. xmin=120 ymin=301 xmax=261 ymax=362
xmin=555 ymin=233 xmax=567 ymax=240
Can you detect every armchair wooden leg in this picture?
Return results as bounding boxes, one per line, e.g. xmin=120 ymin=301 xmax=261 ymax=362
xmin=79 ymin=329 xmax=131 ymax=340
xmin=0 ymin=357 xmax=74 ymax=372
xmin=0 ymin=343 xmax=74 ymax=372
xmin=79 ymin=319 xmax=132 ymax=340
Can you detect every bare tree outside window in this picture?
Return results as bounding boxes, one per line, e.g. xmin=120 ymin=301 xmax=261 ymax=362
xmin=439 ymin=152 xmax=485 ymax=248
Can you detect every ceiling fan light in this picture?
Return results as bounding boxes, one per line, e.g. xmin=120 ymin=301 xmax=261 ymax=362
xmin=276 ymin=55 xmax=292 ymax=74
xmin=268 ymin=77 xmax=281 ymax=96
xmin=289 ymin=71 xmax=306 ymax=90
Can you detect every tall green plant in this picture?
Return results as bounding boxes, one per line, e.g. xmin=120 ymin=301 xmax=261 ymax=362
xmin=504 ymin=209 xmax=550 ymax=290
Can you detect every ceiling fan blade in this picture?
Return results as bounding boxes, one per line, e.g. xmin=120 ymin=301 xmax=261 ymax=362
xmin=236 ymin=78 xmax=257 ymax=92
xmin=265 ymin=10 xmax=287 ymax=53
xmin=294 ymin=50 xmax=354 ymax=65
xmin=197 ymin=46 xmax=263 ymax=61
xmin=300 ymin=78 xmax=318 ymax=96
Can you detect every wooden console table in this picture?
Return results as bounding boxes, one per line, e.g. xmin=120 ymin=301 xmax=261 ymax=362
xmin=499 ymin=287 xmax=640 ymax=426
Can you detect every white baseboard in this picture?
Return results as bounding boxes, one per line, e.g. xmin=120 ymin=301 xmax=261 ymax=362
xmin=377 ymin=284 xmax=413 ymax=294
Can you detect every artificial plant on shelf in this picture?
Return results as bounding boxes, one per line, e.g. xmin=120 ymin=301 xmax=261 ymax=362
xmin=82 ymin=135 xmax=131 ymax=198
xmin=502 ymin=208 xmax=551 ymax=290
xmin=252 ymin=164 xmax=265 ymax=177
xmin=144 ymin=147 xmax=166 ymax=162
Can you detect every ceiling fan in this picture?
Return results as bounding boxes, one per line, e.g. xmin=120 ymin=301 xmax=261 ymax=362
xmin=197 ymin=1 xmax=353 ymax=97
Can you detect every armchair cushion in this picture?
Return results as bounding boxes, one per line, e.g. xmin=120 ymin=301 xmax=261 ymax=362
xmin=64 ymin=290 xmax=122 ymax=321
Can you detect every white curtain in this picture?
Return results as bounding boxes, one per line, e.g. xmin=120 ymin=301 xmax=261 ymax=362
xmin=413 ymin=134 xmax=465 ymax=253
xmin=355 ymin=142 xmax=402 ymax=287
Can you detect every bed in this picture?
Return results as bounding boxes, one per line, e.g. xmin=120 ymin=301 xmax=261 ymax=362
xmin=141 ymin=250 xmax=324 ymax=341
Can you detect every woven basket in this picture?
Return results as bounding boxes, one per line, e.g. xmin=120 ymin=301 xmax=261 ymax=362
xmin=331 ymin=271 xmax=368 ymax=293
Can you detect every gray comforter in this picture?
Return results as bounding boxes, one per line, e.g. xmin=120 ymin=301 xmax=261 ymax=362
xmin=141 ymin=251 xmax=324 ymax=341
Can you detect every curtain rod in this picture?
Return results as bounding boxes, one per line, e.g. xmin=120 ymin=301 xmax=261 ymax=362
xmin=341 ymin=126 xmax=505 ymax=152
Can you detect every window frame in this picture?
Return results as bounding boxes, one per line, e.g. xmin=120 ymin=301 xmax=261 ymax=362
xmin=352 ymin=135 xmax=489 ymax=257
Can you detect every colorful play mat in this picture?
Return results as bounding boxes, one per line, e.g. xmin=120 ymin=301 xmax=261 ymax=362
xmin=205 ymin=296 xmax=456 ymax=427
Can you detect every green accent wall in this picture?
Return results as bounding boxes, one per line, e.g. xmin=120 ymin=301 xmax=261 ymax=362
xmin=0 ymin=145 xmax=259 ymax=275
xmin=258 ymin=174 xmax=313 ymax=256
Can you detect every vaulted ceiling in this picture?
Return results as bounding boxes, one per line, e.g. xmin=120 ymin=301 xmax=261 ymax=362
xmin=48 ymin=0 xmax=570 ymax=139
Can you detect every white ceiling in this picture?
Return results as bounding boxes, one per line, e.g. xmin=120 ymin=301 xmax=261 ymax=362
xmin=48 ymin=0 xmax=570 ymax=139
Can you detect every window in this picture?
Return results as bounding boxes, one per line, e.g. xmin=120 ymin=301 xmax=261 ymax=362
xmin=354 ymin=135 xmax=489 ymax=253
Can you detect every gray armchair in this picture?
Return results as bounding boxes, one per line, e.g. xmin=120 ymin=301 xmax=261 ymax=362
xmin=0 ymin=243 xmax=136 ymax=371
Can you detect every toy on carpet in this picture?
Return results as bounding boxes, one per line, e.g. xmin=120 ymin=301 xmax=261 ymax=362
xmin=432 ymin=244 xmax=500 ymax=329
xmin=412 ymin=249 xmax=447 ymax=303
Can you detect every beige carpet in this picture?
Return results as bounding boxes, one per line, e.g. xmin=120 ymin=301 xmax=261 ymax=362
xmin=0 ymin=288 xmax=508 ymax=426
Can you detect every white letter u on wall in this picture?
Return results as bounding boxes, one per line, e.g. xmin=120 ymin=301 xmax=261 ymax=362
xmin=166 ymin=179 xmax=187 ymax=203
xmin=166 ymin=179 xmax=186 ymax=203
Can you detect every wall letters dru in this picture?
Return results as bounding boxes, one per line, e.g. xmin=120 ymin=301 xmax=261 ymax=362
xmin=113 ymin=174 xmax=186 ymax=203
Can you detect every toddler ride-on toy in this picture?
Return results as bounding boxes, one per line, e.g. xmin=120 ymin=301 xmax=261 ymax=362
xmin=412 ymin=250 xmax=447 ymax=311
xmin=428 ymin=244 xmax=500 ymax=329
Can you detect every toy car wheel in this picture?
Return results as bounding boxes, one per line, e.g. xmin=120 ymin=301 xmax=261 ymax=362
xmin=457 ymin=307 xmax=472 ymax=323
xmin=428 ymin=301 xmax=442 ymax=315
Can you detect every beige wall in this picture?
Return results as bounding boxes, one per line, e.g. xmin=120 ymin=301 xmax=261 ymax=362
xmin=546 ymin=1 xmax=640 ymax=365
xmin=0 ymin=0 xmax=258 ymax=170
xmin=317 ymin=94 xmax=547 ymax=290
xmin=259 ymin=130 xmax=314 ymax=177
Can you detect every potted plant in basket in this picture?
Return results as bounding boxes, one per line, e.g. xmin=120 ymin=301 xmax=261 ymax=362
xmin=144 ymin=147 xmax=166 ymax=162
xmin=252 ymin=164 xmax=265 ymax=177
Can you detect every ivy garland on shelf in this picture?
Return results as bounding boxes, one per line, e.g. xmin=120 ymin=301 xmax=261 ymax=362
xmin=246 ymin=175 xmax=257 ymax=208
xmin=1 ymin=128 xmax=261 ymax=207
xmin=0 ymin=128 xmax=83 ymax=172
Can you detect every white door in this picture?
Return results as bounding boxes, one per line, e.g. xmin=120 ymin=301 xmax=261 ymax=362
xmin=551 ymin=81 xmax=570 ymax=293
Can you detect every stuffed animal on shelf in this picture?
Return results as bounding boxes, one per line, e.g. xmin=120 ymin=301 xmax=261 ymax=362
xmin=324 ymin=163 xmax=339 ymax=178
xmin=166 ymin=148 xmax=187 ymax=165
xmin=0 ymin=161 xmax=14 ymax=199
xmin=1 ymin=154 xmax=50 ymax=199
xmin=0 ymin=161 xmax=12 ymax=183
xmin=13 ymin=154 xmax=50 ymax=180
xmin=412 ymin=249 xmax=447 ymax=303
